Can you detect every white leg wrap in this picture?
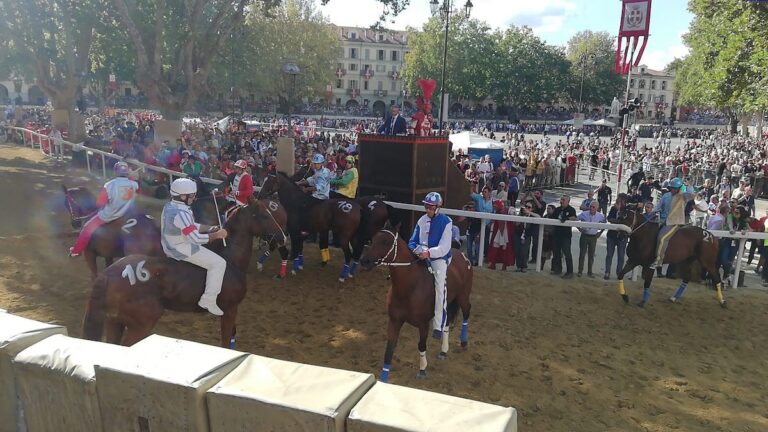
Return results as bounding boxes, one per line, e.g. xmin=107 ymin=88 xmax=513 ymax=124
xmin=419 ymin=351 xmax=427 ymax=371
xmin=441 ymin=328 xmax=450 ymax=354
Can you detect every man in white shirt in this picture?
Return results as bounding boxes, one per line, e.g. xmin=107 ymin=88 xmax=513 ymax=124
xmin=577 ymin=201 xmax=606 ymax=277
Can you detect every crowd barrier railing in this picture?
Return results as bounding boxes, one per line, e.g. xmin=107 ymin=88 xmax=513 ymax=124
xmin=384 ymin=201 xmax=768 ymax=288
xmin=9 ymin=126 xmax=222 ymax=187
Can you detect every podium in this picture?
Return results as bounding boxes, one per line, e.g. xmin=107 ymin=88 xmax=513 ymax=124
xmin=357 ymin=134 xmax=469 ymax=232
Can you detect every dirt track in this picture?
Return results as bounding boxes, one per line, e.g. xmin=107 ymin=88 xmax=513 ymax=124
xmin=1 ymin=143 xmax=767 ymax=432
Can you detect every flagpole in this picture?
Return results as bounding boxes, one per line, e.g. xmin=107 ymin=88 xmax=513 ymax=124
xmin=616 ymin=48 xmax=636 ymax=197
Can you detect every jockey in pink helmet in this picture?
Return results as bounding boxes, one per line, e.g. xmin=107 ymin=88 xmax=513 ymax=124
xmin=69 ymin=161 xmax=138 ymax=257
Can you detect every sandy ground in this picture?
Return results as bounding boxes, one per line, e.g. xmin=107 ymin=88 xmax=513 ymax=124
xmin=1 ymin=143 xmax=767 ymax=432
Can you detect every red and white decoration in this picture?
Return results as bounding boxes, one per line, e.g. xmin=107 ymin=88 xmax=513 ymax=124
xmin=615 ymin=0 xmax=652 ymax=75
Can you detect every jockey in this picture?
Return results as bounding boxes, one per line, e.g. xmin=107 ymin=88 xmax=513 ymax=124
xmin=296 ymin=153 xmax=333 ymax=206
xmin=226 ymin=159 xmax=254 ymax=207
xmin=161 ymin=178 xmax=229 ymax=316
xmin=329 ymin=155 xmax=359 ymax=199
xmin=649 ymin=177 xmax=694 ymax=270
xmin=408 ymin=192 xmax=453 ymax=339
xmin=69 ymin=162 xmax=138 ymax=257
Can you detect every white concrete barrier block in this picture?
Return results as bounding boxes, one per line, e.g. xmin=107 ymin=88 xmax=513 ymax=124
xmin=13 ymin=334 xmax=130 ymax=432
xmin=0 ymin=312 xmax=66 ymax=432
xmin=207 ymin=355 xmax=375 ymax=432
xmin=94 ymin=334 xmax=248 ymax=432
xmin=347 ymin=382 xmax=517 ymax=432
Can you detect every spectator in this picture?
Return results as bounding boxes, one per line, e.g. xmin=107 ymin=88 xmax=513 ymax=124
xmin=605 ymin=193 xmax=629 ymax=280
xmin=462 ymin=201 xmax=481 ymax=266
xmin=550 ymin=194 xmax=577 ymax=278
xmin=513 ymin=201 xmax=540 ymax=272
xmin=486 ymin=200 xmax=515 ymax=270
xmin=580 ymin=190 xmax=595 ymax=212
xmin=719 ymin=205 xmax=750 ymax=286
xmin=491 ymin=182 xmax=508 ymax=206
xmin=577 ymin=201 xmax=605 ymax=277
xmin=596 ymin=179 xmax=612 ymax=215
xmin=470 ymin=186 xmax=494 ymax=260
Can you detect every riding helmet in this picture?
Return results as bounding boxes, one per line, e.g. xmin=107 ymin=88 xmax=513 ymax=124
xmin=170 ymin=178 xmax=198 ymax=196
xmin=114 ymin=161 xmax=130 ymax=177
xmin=423 ymin=192 xmax=443 ymax=206
xmin=234 ymin=159 xmax=248 ymax=169
xmin=668 ymin=178 xmax=683 ymax=189
xmin=312 ymin=154 xmax=325 ymax=164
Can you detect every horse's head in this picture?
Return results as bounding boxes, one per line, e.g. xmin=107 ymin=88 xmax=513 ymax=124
xmin=251 ymin=197 xmax=288 ymax=245
xmin=359 ymin=223 xmax=402 ymax=270
xmin=256 ymin=172 xmax=279 ymax=198
xmin=62 ymin=185 xmax=97 ymax=228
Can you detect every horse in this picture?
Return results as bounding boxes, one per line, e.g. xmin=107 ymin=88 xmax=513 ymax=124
xmin=261 ymin=171 xmax=362 ymax=282
xmin=614 ymin=207 xmax=726 ymax=308
xmin=62 ymin=185 xmax=162 ymax=279
xmin=627 ymin=169 xmax=645 ymax=191
xmin=359 ymin=225 xmax=473 ymax=383
xmin=81 ymin=199 xmax=286 ymax=348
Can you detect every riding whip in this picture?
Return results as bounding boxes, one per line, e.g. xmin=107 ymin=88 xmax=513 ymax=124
xmin=211 ymin=189 xmax=227 ymax=247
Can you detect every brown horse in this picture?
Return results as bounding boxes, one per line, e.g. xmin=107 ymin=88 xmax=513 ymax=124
xmin=359 ymin=226 xmax=473 ymax=382
xmin=615 ymin=208 xmax=725 ymax=308
xmin=261 ymin=171 xmax=362 ymax=282
xmin=62 ymin=185 xmax=162 ymax=279
xmin=81 ymin=199 xmax=286 ymax=347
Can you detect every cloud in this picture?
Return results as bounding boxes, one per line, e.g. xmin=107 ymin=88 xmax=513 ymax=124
xmin=641 ymin=44 xmax=689 ymax=71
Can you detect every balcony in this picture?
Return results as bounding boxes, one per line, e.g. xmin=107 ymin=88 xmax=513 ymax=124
xmin=335 ymin=68 xmax=347 ymax=78
xmin=373 ymin=90 xmax=388 ymax=97
xmin=389 ymin=70 xmax=401 ymax=80
xmin=346 ymin=88 xmax=360 ymax=96
xmin=361 ymin=69 xmax=375 ymax=79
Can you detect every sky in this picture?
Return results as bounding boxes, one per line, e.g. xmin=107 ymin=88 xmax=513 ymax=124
xmin=317 ymin=0 xmax=692 ymax=71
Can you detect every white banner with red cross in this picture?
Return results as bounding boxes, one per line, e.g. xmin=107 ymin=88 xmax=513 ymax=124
xmin=615 ymin=0 xmax=652 ymax=74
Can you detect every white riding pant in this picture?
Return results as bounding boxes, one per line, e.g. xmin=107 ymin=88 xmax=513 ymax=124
xmin=431 ymin=258 xmax=450 ymax=332
xmin=183 ymin=247 xmax=226 ymax=300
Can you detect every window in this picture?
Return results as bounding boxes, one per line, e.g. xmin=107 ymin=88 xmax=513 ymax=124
xmin=648 ymin=94 xmax=652 ymax=102
xmin=638 ymin=79 xmax=646 ymax=89
xmin=391 ymin=99 xmax=396 ymax=106
xmin=659 ymin=95 xmax=665 ymax=103
xmin=390 ymin=80 xmax=396 ymax=91
xmin=340 ymin=48 xmax=345 ymax=58
xmin=647 ymin=110 xmax=652 ymax=117
xmin=377 ymin=34 xmax=385 ymax=42
xmin=124 ymin=88 xmax=132 ymax=97
xmin=628 ymin=92 xmax=634 ymax=100
xmin=336 ymin=62 xmax=343 ymax=70
xmin=336 ymin=98 xmax=341 ymax=105
xmin=364 ymin=49 xmax=370 ymax=60
xmin=349 ymin=79 xmax=358 ymax=89
xmin=336 ymin=79 xmax=343 ymax=89
xmin=350 ymin=32 xmax=357 ymax=39
xmin=640 ymin=68 xmax=645 ymax=74
xmin=651 ymin=80 xmax=656 ymax=90
xmin=363 ymin=81 xmax=369 ymax=90
xmin=391 ymin=50 xmax=398 ymax=61
xmin=364 ymin=64 xmax=371 ymax=72
xmin=378 ymin=50 xmax=385 ymax=61
xmin=661 ymin=81 xmax=667 ymax=90
xmin=377 ymin=81 xmax=383 ymax=90
xmin=375 ymin=64 xmax=386 ymax=73
xmin=638 ymin=93 xmax=644 ymax=102
xmin=350 ymin=48 xmax=357 ymax=59
xmin=349 ymin=63 xmax=357 ymax=71
xmin=630 ymin=79 xmax=635 ymax=88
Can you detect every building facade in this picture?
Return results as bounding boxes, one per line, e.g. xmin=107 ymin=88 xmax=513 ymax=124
xmin=627 ymin=64 xmax=676 ymax=123
xmin=330 ymin=26 xmax=410 ymax=116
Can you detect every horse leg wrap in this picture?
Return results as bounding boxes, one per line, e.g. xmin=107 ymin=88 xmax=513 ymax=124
xmin=715 ymin=283 xmax=725 ymax=304
xmin=642 ymin=287 xmax=651 ymax=304
xmin=279 ymin=260 xmax=288 ymax=278
xmin=460 ymin=320 xmax=469 ymax=346
xmin=419 ymin=351 xmax=428 ymax=371
xmin=618 ymin=279 xmax=626 ymax=296
xmin=293 ymin=258 xmax=301 ymax=273
xmin=298 ymin=254 xmax=304 ymax=270
xmin=339 ymin=264 xmax=350 ymax=282
xmin=321 ymin=248 xmax=330 ymax=263
xmin=673 ymin=282 xmax=688 ymax=301
xmin=440 ymin=329 xmax=450 ymax=356
xmin=229 ymin=335 xmax=236 ymax=350
xmin=350 ymin=261 xmax=359 ymax=277
xmin=380 ymin=363 xmax=391 ymax=383
xmin=258 ymin=250 xmax=271 ymax=264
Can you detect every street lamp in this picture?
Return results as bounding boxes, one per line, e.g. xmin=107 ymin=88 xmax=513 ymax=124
xmin=430 ymin=0 xmax=473 ymax=134
xmin=577 ymin=52 xmax=596 ymax=114
xmin=282 ymin=62 xmax=301 ymax=138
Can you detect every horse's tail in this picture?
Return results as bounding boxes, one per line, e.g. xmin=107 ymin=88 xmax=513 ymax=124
xmin=446 ymin=300 xmax=461 ymax=329
xmin=82 ymin=272 xmax=110 ymax=341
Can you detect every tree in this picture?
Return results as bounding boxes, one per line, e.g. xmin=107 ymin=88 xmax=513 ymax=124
xmin=492 ymin=26 xmax=570 ymax=118
xmin=0 ymin=0 xmax=98 ymax=134
xmin=675 ymin=0 xmax=768 ymax=131
xmin=87 ymin=12 xmax=136 ymax=107
xmin=403 ymin=16 xmax=497 ymax=110
xmin=564 ymin=30 xmax=624 ymax=113
xmin=209 ymin=0 xmax=340 ymax=113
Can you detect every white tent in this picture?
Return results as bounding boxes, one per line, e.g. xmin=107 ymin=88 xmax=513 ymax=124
xmin=593 ymin=118 xmax=616 ymax=127
xmin=449 ymin=131 xmax=504 ymax=152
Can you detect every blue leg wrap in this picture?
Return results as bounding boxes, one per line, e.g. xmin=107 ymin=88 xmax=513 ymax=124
xmin=298 ymin=254 xmax=304 ymax=268
xmin=229 ymin=336 xmax=236 ymax=350
xmin=673 ymin=282 xmax=688 ymax=299
xmin=258 ymin=251 xmax=271 ymax=264
xmin=350 ymin=261 xmax=359 ymax=275
xmin=293 ymin=258 xmax=301 ymax=272
xmin=380 ymin=363 xmax=391 ymax=383
xmin=642 ymin=287 xmax=651 ymax=303
xmin=460 ymin=320 xmax=469 ymax=344
xmin=339 ymin=264 xmax=350 ymax=280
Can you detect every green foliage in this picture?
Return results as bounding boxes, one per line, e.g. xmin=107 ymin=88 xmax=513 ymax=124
xmin=564 ymin=30 xmax=624 ymax=112
xmin=210 ymin=0 xmax=340 ymax=108
xmin=676 ymin=0 xmax=768 ymax=116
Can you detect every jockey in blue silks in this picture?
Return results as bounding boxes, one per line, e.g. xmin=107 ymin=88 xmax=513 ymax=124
xmin=409 ymin=191 xmax=453 ymax=340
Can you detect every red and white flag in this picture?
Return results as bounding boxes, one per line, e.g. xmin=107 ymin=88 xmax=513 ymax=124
xmin=615 ymin=0 xmax=652 ymax=74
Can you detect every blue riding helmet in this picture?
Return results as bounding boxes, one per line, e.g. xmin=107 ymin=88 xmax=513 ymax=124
xmin=668 ymin=178 xmax=683 ymax=189
xmin=311 ymin=154 xmax=325 ymax=164
xmin=422 ymin=192 xmax=443 ymax=207
xmin=114 ymin=161 xmax=130 ymax=177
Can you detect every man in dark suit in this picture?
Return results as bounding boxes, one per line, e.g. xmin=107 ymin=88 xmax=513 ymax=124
xmin=377 ymin=104 xmax=408 ymax=135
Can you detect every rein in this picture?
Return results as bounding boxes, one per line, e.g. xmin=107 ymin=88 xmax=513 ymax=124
xmin=375 ymin=229 xmax=417 ymax=267
xmin=64 ymin=191 xmax=96 ymax=222
xmin=257 ymin=199 xmax=287 ymax=244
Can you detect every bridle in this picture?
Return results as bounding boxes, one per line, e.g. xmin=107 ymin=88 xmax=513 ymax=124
xmin=64 ymin=190 xmax=97 ymax=224
xmin=373 ymin=229 xmax=417 ymax=267
xmin=256 ymin=199 xmax=287 ymax=245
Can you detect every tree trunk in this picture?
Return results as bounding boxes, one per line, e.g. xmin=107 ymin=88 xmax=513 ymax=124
xmin=50 ymin=93 xmax=86 ymax=143
xmin=153 ymin=119 xmax=183 ymax=145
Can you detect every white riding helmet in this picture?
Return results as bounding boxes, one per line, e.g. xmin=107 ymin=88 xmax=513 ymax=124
xmin=234 ymin=159 xmax=248 ymax=169
xmin=170 ymin=178 xmax=198 ymax=196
